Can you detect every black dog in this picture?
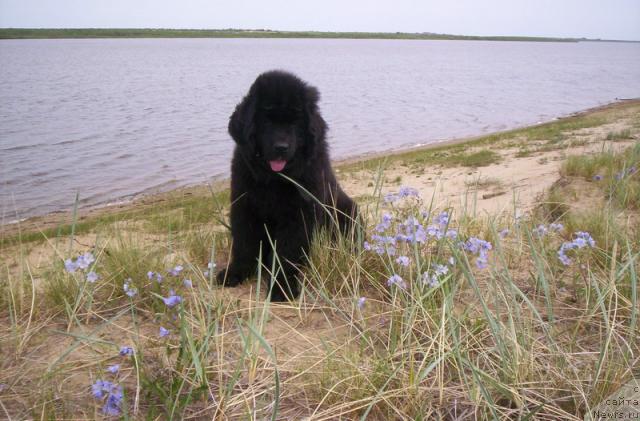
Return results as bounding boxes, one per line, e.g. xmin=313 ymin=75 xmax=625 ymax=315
xmin=216 ymin=70 xmax=357 ymax=301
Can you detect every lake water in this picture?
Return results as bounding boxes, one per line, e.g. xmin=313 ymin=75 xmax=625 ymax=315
xmin=1 ymin=38 xmax=639 ymax=221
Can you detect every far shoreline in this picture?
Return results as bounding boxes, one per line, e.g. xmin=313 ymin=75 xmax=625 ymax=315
xmin=2 ymin=28 xmax=638 ymax=43
xmin=2 ymin=98 xmax=638 ymax=238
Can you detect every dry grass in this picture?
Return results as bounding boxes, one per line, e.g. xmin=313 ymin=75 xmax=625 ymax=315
xmin=1 ymin=104 xmax=640 ymax=420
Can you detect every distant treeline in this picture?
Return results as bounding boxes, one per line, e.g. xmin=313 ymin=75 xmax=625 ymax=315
xmin=0 ymin=28 xmax=588 ymax=42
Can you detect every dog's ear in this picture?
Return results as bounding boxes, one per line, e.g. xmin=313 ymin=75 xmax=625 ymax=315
xmin=304 ymin=86 xmax=326 ymax=158
xmin=228 ymin=94 xmax=256 ymax=147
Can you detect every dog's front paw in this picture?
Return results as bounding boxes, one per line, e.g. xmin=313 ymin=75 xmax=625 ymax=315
xmin=216 ymin=267 xmax=244 ymax=287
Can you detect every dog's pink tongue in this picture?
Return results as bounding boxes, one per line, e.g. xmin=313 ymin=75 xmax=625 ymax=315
xmin=269 ymin=160 xmax=287 ymax=172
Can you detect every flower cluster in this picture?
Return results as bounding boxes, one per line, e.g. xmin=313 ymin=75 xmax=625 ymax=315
xmin=422 ymin=263 xmax=450 ymax=288
xmin=536 ymin=223 xmax=562 ymax=236
xmin=395 ymin=255 xmax=410 ymax=266
xmin=168 ymin=265 xmax=183 ymax=277
xmin=558 ymin=231 xmax=596 ymax=266
xmin=364 ymin=209 xmax=456 ymax=257
xmin=92 ymin=345 xmax=135 ymax=416
xmin=533 ymin=223 xmax=564 ymax=237
xmin=128 ymin=262 xmax=200 ymax=302
xmin=363 ymin=187 xmax=465 ymax=295
xmin=384 ymin=186 xmax=420 ymax=203
xmin=64 ymin=251 xmax=95 ymax=273
xmin=462 ymin=237 xmax=493 ymax=269
xmin=91 ymin=380 xmax=123 ymax=416
xmin=386 ymin=274 xmax=407 ymax=289
xmin=123 ymin=278 xmax=137 ymax=297
xmin=147 ymin=271 xmax=164 ymax=283
xmin=64 ymin=252 xmax=101 ymax=284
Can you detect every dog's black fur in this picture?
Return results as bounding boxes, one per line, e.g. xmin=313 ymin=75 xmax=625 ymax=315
xmin=216 ymin=70 xmax=357 ymax=301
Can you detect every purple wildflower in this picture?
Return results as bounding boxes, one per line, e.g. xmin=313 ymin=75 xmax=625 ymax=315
xmin=363 ymin=241 xmax=372 ymax=251
xmin=155 ymin=273 xmax=163 ymax=283
xmin=159 ymin=327 xmax=170 ymax=338
xmin=463 ymin=237 xmax=492 ymax=255
xmin=433 ymin=264 xmax=449 ymax=276
xmin=86 ymin=271 xmax=99 ymax=283
xmin=476 ymin=256 xmax=489 ymax=269
xmin=463 ymin=237 xmax=492 ymax=270
xmin=575 ymin=231 xmax=596 ymax=248
xmin=411 ymin=226 xmax=428 ymax=243
xmin=92 ymin=379 xmax=110 ymax=399
xmin=119 ymin=346 xmax=134 ymax=357
xmin=375 ymin=223 xmax=389 ymax=233
xmin=372 ymin=234 xmax=396 ymax=245
xmin=147 ymin=271 xmax=154 ymax=280
xmin=183 ymin=279 xmax=193 ymax=288
xmin=533 ymin=225 xmax=548 ymax=237
xmin=357 ymin=297 xmax=366 ymax=309
xmin=162 ymin=291 xmax=183 ymax=308
xmin=398 ymin=186 xmax=419 ymax=198
xmin=423 ymin=263 xmax=450 ymax=288
xmin=168 ymin=265 xmax=184 ymax=277
xmin=123 ymin=279 xmax=137 ymax=298
xmin=76 ymin=252 xmax=95 ymax=270
xmin=557 ymin=231 xmax=595 ymax=266
xmin=558 ymin=247 xmax=573 ymax=266
xmin=395 ymin=233 xmax=408 ymax=242
xmin=107 ymin=364 xmax=120 ymax=374
xmin=396 ymin=256 xmax=410 ymax=267
xmin=445 ymin=229 xmax=458 ymax=239
xmin=386 ymin=274 xmax=406 ymax=289
xmin=91 ymin=379 xmax=123 ymax=415
xmin=592 ymin=174 xmax=603 ymax=181
xmin=549 ymin=223 xmax=564 ymax=232
xmin=435 ymin=211 xmax=449 ymax=227
xmin=102 ymin=384 xmax=123 ymax=416
xmin=64 ymin=258 xmax=77 ymax=273
xmin=422 ymin=272 xmax=439 ymax=288
xmin=384 ymin=193 xmax=399 ymax=203
xmin=426 ymin=225 xmax=443 ymax=240
xmin=499 ymin=228 xmax=510 ymax=238
xmin=375 ymin=213 xmax=393 ymax=232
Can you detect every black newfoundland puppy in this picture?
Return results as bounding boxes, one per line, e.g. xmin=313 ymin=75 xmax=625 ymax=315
xmin=217 ymin=70 xmax=357 ymax=301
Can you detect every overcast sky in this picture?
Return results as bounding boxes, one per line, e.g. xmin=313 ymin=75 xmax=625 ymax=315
xmin=1 ymin=0 xmax=639 ymax=41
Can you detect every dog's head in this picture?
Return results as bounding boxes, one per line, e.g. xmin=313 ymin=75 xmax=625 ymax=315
xmin=228 ymin=70 xmax=326 ymax=173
